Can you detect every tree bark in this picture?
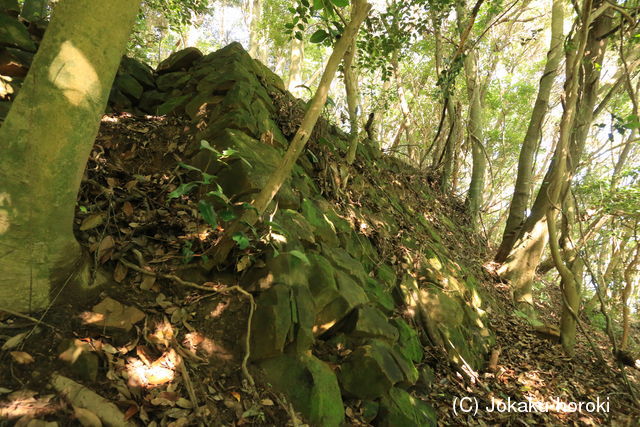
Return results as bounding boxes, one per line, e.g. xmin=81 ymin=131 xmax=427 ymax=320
xmin=345 ymin=6 xmax=361 ymax=165
xmin=248 ymin=0 xmax=266 ymax=62
xmin=0 ymin=0 xmax=140 ymax=312
xmin=498 ymin=3 xmax=612 ymax=306
xmin=287 ymin=37 xmax=305 ymax=97
xmin=455 ymin=1 xmax=486 ymax=227
xmin=496 ymin=0 xmax=565 ymax=262
xmin=390 ymin=51 xmax=416 ymax=160
xmin=621 ymin=246 xmax=639 ymax=350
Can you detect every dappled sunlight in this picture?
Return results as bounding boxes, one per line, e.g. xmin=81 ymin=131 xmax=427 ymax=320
xmin=0 ymin=192 xmax=12 ymax=234
xmin=48 ymin=41 xmax=100 ymax=107
xmin=0 ymin=394 xmax=58 ymax=419
xmin=126 ymin=348 xmax=178 ymax=388
xmin=184 ymin=331 xmax=233 ymax=361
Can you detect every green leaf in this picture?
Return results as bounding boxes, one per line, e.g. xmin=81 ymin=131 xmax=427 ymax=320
xmin=200 ymin=139 xmax=221 ymax=155
xmin=202 ymin=173 xmax=216 ymax=185
xmin=331 ymin=0 xmax=348 ymax=7
xmin=207 ymin=189 xmax=230 ymax=204
xmin=198 ymin=200 xmax=217 ymax=227
xmin=313 ymin=0 xmax=324 ymax=9
xmin=220 ymin=209 xmax=236 ymax=221
xmin=168 ymin=182 xmax=198 ymax=199
xmin=289 ymin=250 xmax=310 ymax=265
xmin=310 ymin=29 xmax=329 ymax=43
xmin=232 ymin=232 xmax=250 ymax=250
xmin=178 ymin=162 xmax=202 ymax=173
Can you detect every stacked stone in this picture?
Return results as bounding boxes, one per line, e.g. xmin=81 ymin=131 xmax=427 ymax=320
xmin=0 ymin=0 xmax=40 ymax=120
xmin=1 ymin=34 xmax=495 ymax=425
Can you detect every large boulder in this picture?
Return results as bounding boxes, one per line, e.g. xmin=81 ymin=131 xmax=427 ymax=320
xmin=0 ymin=13 xmax=36 ymax=52
xmin=339 ymin=340 xmax=417 ymax=399
xmin=260 ymin=354 xmax=344 ymax=427
xmin=377 ymin=387 xmax=437 ymax=427
xmin=156 ymin=47 xmax=203 ymax=74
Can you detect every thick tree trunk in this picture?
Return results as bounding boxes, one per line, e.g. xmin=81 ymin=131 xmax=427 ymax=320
xmin=498 ymin=5 xmax=612 ymax=306
xmin=0 ymin=0 xmax=140 ymax=312
xmin=496 ymin=0 xmax=565 ymax=262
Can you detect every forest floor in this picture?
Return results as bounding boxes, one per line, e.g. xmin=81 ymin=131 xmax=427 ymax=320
xmin=1 ymin=114 xmax=639 ymax=426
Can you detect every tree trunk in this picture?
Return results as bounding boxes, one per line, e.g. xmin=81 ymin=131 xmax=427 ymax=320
xmin=0 ymin=0 xmax=140 ymax=313
xmin=287 ymin=37 xmax=305 ymax=97
xmin=345 ymin=7 xmax=360 ymax=165
xmin=390 ymin=51 xmax=415 ymax=158
xmin=498 ymin=4 xmax=612 ymax=306
xmin=496 ymin=0 xmax=565 ymax=262
xmin=440 ymin=101 xmax=462 ymax=193
xmin=248 ymin=0 xmax=266 ymax=62
xmin=621 ymin=246 xmax=639 ymax=350
xmin=455 ymin=2 xmax=486 ymax=227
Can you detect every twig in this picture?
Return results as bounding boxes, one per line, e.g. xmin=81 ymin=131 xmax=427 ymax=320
xmin=224 ymin=285 xmax=257 ymax=389
xmin=119 ymin=258 xmax=218 ymax=292
xmin=177 ymin=352 xmax=201 ymax=418
xmin=0 ymin=307 xmax=59 ymax=331
xmin=119 ymin=256 xmax=257 ymax=387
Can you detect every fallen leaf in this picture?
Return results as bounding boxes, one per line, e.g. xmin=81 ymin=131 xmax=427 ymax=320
xmin=81 ymin=297 xmax=145 ymax=331
xmin=10 ymin=351 xmax=34 ymax=364
xmin=2 ymin=332 xmax=28 ymax=350
xmin=176 ymin=398 xmax=193 ymax=409
xmin=114 ymin=262 xmax=128 ymax=283
xmin=140 ymin=274 xmax=156 ymax=291
xmin=97 ymin=236 xmax=115 ymax=264
xmin=123 ymin=201 xmax=134 ymax=217
xmin=80 ymin=213 xmax=106 ymax=231
xmin=74 ymin=405 xmax=102 ymax=427
xmin=236 ymin=255 xmax=251 ymax=272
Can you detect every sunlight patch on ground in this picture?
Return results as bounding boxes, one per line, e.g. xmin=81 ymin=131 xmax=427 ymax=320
xmin=0 ymin=392 xmax=58 ymax=418
xmin=126 ymin=349 xmax=178 ymax=388
xmin=0 ymin=192 xmax=12 ymax=234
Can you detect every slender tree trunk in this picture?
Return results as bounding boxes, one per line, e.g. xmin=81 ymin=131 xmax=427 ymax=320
xmin=391 ymin=52 xmax=415 ymax=157
xmin=287 ymin=37 xmax=305 ymax=97
xmin=455 ymin=2 xmax=486 ymax=227
xmin=274 ymin=53 xmax=286 ymax=76
xmin=496 ymin=0 xmax=565 ymax=262
xmin=0 ymin=0 xmax=140 ymax=313
xmin=248 ymin=0 xmax=265 ymax=62
xmin=345 ymin=8 xmax=361 ymax=165
xmin=621 ymin=246 xmax=639 ymax=350
xmin=440 ymin=101 xmax=462 ymax=193
xmin=498 ymin=4 xmax=612 ymax=306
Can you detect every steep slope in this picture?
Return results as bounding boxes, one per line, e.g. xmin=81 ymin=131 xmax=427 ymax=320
xmin=133 ymin=42 xmax=495 ymax=425
xmin=2 ymin=36 xmax=639 ymax=425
